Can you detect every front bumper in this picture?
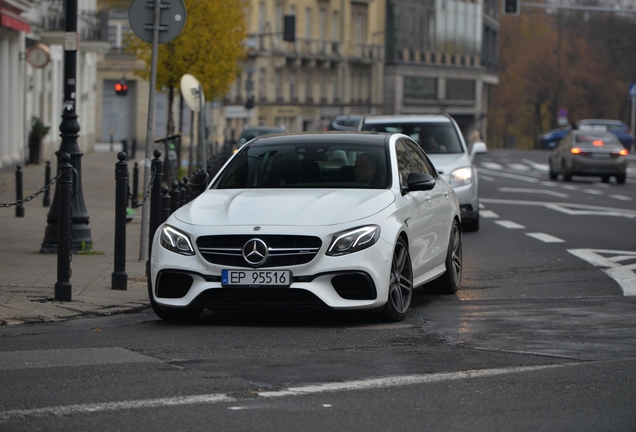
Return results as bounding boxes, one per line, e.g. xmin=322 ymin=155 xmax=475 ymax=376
xmin=150 ymin=227 xmax=393 ymax=311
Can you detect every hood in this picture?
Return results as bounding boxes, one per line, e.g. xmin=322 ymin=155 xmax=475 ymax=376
xmin=174 ymin=189 xmax=395 ymax=226
xmin=427 ymin=153 xmax=470 ymax=175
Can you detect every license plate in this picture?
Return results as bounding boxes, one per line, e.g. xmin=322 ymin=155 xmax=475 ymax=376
xmin=590 ymin=153 xmax=610 ymax=159
xmin=222 ymin=270 xmax=292 ymax=287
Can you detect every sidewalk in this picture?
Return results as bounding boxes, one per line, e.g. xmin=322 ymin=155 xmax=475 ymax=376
xmin=0 ymin=144 xmax=151 ymax=325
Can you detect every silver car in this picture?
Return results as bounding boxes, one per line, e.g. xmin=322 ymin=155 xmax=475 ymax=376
xmin=548 ymin=130 xmax=628 ymax=184
xmin=359 ymin=114 xmax=487 ymax=231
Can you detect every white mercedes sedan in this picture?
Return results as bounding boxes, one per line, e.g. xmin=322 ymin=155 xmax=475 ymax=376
xmin=149 ymin=132 xmax=463 ymax=322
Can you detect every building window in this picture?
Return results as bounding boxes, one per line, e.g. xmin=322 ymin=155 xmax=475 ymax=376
xmin=319 ymin=8 xmax=326 ymax=41
xmin=445 ymin=79 xmax=475 ymax=101
xmin=404 ymin=76 xmax=437 ymax=101
xmin=290 ymin=71 xmax=297 ymax=101
xmin=275 ymin=3 xmax=282 ymax=33
xmin=275 ymin=69 xmax=283 ymax=100
xmin=258 ymin=68 xmax=266 ymax=100
xmin=305 ymin=69 xmax=313 ymax=101
xmin=259 ymin=2 xmax=266 ymax=34
xmin=320 ymin=73 xmax=326 ymax=102
xmin=305 ymin=7 xmax=312 ymax=39
xmin=332 ymin=11 xmax=339 ymax=41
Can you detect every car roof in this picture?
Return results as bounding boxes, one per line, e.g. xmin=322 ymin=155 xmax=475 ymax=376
xmin=242 ymin=126 xmax=284 ymax=131
xmin=249 ymin=131 xmax=391 ymax=146
xmin=577 ymin=119 xmax=624 ymax=126
xmin=361 ymin=114 xmax=452 ymax=124
xmin=571 ymin=130 xmax=616 ymax=137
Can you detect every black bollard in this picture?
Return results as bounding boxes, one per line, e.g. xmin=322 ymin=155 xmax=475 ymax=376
xmin=132 ymin=162 xmax=139 ymax=206
xmin=131 ymin=138 xmax=137 ymax=159
xmin=148 ymin=149 xmax=164 ymax=270
xmin=43 ymin=161 xmax=51 ymax=207
xmin=15 ymin=165 xmax=24 ymax=217
xmin=179 ymin=178 xmax=188 ymax=206
xmin=170 ymin=181 xmax=181 ymax=214
xmin=121 ymin=139 xmax=128 ymax=157
xmin=161 ymin=185 xmax=171 ymax=223
xmin=55 ymin=153 xmax=73 ymax=301
xmin=112 ymin=152 xmax=128 ymax=290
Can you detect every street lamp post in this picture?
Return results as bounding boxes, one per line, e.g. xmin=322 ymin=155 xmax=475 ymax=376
xmin=40 ymin=0 xmax=92 ymax=253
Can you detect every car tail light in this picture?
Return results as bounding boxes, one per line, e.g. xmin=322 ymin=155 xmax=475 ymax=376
xmin=592 ymin=140 xmax=604 ymax=146
xmin=571 ymin=147 xmax=582 ymax=154
xmin=619 ymin=149 xmax=628 ymax=156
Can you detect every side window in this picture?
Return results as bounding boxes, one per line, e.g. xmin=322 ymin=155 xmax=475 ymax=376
xmin=406 ymin=140 xmax=438 ymax=178
xmin=395 ymin=140 xmax=412 ymax=187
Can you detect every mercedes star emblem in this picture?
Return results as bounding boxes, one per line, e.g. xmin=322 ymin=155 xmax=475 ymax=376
xmin=242 ymin=238 xmax=268 ymax=266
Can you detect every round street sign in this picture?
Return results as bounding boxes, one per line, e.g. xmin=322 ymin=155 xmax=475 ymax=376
xmin=129 ymin=0 xmax=187 ymax=45
xmin=557 ymin=106 xmax=568 ymax=118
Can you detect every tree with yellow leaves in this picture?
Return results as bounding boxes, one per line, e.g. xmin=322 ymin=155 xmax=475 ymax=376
xmin=126 ymin=0 xmax=248 ymax=135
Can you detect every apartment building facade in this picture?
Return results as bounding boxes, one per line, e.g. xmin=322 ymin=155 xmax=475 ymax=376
xmin=383 ymin=0 xmax=499 ymax=137
xmin=224 ymin=0 xmax=386 ymax=139
xmin=0 ymin=0 xmax=105 ymax=170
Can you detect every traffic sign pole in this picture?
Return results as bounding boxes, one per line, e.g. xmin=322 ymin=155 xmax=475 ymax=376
xmin=630 ymin=83 xmax=636 ymax=152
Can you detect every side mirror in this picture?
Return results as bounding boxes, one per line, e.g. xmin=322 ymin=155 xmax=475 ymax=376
xmin=187 ymin=172 xmax=209 ymax=194
xmin=470 ymin=142 xmax=487 ymax=160
xmin=406 ymin=172 xmax=435 ymax=192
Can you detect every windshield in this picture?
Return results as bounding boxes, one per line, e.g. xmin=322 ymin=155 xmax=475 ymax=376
xmin=214 ymin=141 xmax=390 ymax=189
xmin=575 ymin=134 xmax=622 ymax=148
xmin=361 ymin=122 xmax=464 ymax=154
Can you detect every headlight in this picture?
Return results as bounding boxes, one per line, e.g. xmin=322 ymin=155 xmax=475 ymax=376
xmin=326 ymin=225 xmax=380 ymax=256
xmin=160 ymin=225 xmax=195 ymax=256
xmin=449 ymin=167 xmax=473 ymax=187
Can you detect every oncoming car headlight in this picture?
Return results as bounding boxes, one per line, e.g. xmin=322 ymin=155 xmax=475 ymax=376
xmin=326 ymin=225 xmax=380 ymax=256
xmin=160 ymin=225 xmax=195 ymax=256
xmin=449 ymin=167 xmax=473 ymax=187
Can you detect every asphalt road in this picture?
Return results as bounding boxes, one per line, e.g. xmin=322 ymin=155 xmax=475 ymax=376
xmin=1 ymin=149 xmax=635 ymax=431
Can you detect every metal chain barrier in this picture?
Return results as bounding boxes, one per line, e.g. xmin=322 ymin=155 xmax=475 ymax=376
xmin=127 ymin=166 xmax=156 ymax=208
xmin=0 ymin=171 xmax=63 ymax=208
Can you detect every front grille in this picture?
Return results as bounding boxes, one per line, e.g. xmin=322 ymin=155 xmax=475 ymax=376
xmin=190 ymin=288 xmax=327 ymax=310
xmin=331 ymin=273 xmax=377 ymax=300
xmin=196 ymin=235 xmax=322 ymax=268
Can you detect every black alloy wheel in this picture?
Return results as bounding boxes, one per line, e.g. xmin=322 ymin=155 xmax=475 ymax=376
xmin=380 ymin=237 xmax=413 ymax=322
xmin=429 ymin=220 xmax=462 ymax=294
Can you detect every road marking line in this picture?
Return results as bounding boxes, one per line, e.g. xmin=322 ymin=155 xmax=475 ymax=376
xmin=498 ymin=187 xmax=568 ymax=198
xmin=522 ymin=159 xmax=549 ymax=172
xmin=494 ymin=220 xmax=525 ymax=229
xmin=0 ymin=363 xmax=599 ymax=420
xmin=568 ymin=249 xmax=636 ymax=296
xmin=478 ymin=168 xmax=540 ymax=184
xmin=583 ymin=189 xmax=604 ymax=195
xmin=526 ymin=232 xmax=565 ymax=243
xmin=560 ymin=185 xmax=579 ymax=190
xmin=508 ymin=163 xmax=530 ymax=171
xmin=0 ymin=394 xmax=235 ymax=421
xmin=481 ymin=162 xmax=504 ymax=170
xmin=481 ymin=210 xmax=499 ymax=218
xmin=258 ymin=364 xmax=567 ymax=398
xmin=480 ymin=175 xmax=496 ymax=182
xmin=541 ymin=181 xmax=559 ymax=187
xmin=480 ymin=199 xmax=636 ymax=219
xmin=609 ymin=194 xmax=633 ymax=201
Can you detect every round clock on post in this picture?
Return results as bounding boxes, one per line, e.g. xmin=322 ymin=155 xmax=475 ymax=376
xmin=26 ymin=43 xmax=51 ymax=69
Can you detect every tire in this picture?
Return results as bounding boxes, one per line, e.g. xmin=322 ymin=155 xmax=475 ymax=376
xmin=561 ymin=161 xmax=572 ymax=182
xmin=429 ymin=220 xmax=462 ymax=295
xmin=601 ymin=175 xmax=610 ymax=184
xmin=463 ymin=213 xmax=479 ymax=232
xmin=379 ymin=238 xmax=413 ymax=322
xmin=148 ymin=278 xmax=203 ymax=321
xmin=548 ymin=160 xmax=557 ymax=180
xmin=616 ymin=174 xmax=626 ymax=184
